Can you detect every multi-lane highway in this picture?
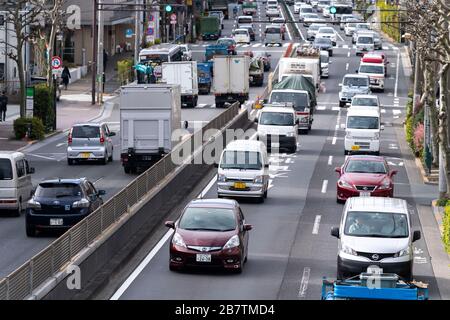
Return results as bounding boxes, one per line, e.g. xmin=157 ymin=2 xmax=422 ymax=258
xmin=104 ymin=3 xmax=444 ymax=300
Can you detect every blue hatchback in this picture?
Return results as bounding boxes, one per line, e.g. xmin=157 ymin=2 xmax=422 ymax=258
xmin=25 ymin=178 xmax=105 ymax=236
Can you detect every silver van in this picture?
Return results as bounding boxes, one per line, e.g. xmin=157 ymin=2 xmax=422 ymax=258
xmin=0 ymin=151 xmax=35 ymax=216
xmin=67 ymin=123 xmax=116 ymax=165
xmin=264 ymin=25 xmax=282 ymax=46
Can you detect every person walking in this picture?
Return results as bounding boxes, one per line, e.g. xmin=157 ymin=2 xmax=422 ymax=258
xmin=0 ymin=91 xmax=7 ymax=122
xmin=61 ymin=66 xmax=71 ymax=90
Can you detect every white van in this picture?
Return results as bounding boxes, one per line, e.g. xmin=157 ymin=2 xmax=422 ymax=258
xmin=0 ymin=151 xmax=35 ymax=216
xmin=344 ymin=107 xmax=382 ymax=155
xmin=331 ymin=197 xmax=421 ymax=281
xmin=256 ymin=106 xmax=298 ymax=153
xmin=358 ymin=62 xmax=385 ymax=92
xmin=355 ymin=33 xmax=374 ymax=56
xmin=237 ymin=15 xmax=253 ymax=28
xmin=217 ymin=140 xmax=269 ymax=202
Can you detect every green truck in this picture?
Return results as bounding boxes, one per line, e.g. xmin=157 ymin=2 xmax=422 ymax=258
xmin=242 ymin=1 xmax=257 ymax=15
xmin=200 ymin=16 xmax=221 ymax=41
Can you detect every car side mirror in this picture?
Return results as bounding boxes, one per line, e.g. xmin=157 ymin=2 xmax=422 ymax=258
xmin=390 ymin=170 xmax=398 ymax=177
xmin=214 ymin=162 xmax=219 ymax=168
xmin=295 ymin=119 xmax=299 ymax=125
xmin=165 ymin=221 xmax=175 ymax=229
xmin=331 ymin=227 xmax=340 ymax=239
xmin=243 ymin=224 xmax=253 ymax=231
xmin=109 ymin=132 xmax=116 ymax=137
xmin=98 ymin=189 xmax=106 ymax=196
xmin=412 ymin=230 xmax=421 ymax=242
xmin=335 ymin=167 xmax=341 ymax=175
xmin=28 ymin=167 xmax=35 ymax=174
xmin=264 ymin=164 xmax=269 ymax=168
xmin=355 ymin=70 xmax=359 ymax=73
xmin=386 ymin=61 xmax=390 ymax=64
xmin=380 ymin=125 xmax=385 ymax=131
xmin=254 ymin=117 xmax=258 ymax=123
xmin=263 ymin=99 xmax=268 ymax=104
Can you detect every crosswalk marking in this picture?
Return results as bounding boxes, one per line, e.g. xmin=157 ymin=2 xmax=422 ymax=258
xmin=197 ymin=104 xmax=208 ymax=108
xmin=381 ymin=109 xmax=386 ymax=113
xmin=342 ymin=44 xmax=349 ymax=49
xmin=190 ymin=43 xmax=398 ymax=50
xmin=331 ymin=106 xmax=340 ymax=111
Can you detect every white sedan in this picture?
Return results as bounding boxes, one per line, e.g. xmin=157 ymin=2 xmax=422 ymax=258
xmin=316 ymin=27 xmax=337 ymax=46
xmin=233 ymin=29 xmax=251 ymax=44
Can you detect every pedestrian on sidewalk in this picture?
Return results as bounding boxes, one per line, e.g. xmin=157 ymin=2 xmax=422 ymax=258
xmin=0 ymin=91 xmax=7 ymax=122
xmin=61 ymin=66 xmax=71 ymax=90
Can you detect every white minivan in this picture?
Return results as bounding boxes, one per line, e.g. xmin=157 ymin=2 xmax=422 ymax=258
xmin=0 ymin=151 xmax=35 ymax=216
xmin=344 ymin=107 xmax=382 ymax=155
xmin=256 ymin=106 xmax=299 ymax=153
xmin=217 ymin=140 xmax=269 ymax=202
xmin=331 ymin=197 xmax=421 ymax=281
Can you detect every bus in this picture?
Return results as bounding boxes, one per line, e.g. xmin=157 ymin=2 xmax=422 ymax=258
xmin=333 ymin=4 xmax=353 ymax=21
xmin=138 ymin=44 xmax=184 ymax=80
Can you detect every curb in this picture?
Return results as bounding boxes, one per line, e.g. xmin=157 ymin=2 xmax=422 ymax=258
xmin=431 ymin=200 xmax=450 ymax=259
xmin=16 ymin=130 xmax=63 ymax=152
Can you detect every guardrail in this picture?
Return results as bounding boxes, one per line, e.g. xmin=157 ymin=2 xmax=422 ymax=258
xmin=0 ymin=103 xmax=241 ymax=300
xmin=280 ymin=0 xmax=302 ymax=40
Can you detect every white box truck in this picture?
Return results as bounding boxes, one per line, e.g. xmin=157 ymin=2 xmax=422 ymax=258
xmin=278 ymin=57 xmax=320 ymax=91
xmin=120 ymin=84 xmax=182 ymax=173
xmin=213 ymin=55 xmax=250 ymax=108
xmin=162 ymin=61 xmax=199 ymax=108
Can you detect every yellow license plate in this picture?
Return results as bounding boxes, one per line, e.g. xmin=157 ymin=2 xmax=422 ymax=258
xmin=234 ymin=182 xmax=247 ymax=190
xmin=351 ymin=145 xmax=360 ymax=151
xmin=80 ymin=152 xmax=91 ymax=159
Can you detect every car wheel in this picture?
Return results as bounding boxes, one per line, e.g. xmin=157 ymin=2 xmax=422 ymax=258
xmin=329 ymin=51 xmax=333 ymax=57
xmin=68 ymin=158 xmax=74 ymax=166
xmin=124 ymin=166 xmax=131 ymax=174
xmin=234 ymin=261 xmax=243 ymax=274
xmin=263 ymin=189 xmax=268 ymax=199
xmin=336 ymin=197 xmax=345 ymax=204
xmin=14 ymin=200 xmax=22 ymax=217
xmin=108 ymin=153 xmax=113 ymax=162
xmin=337 ymin=265 xmax=345 ymax=280
xmin=101 ymin=156 xmax=108 ymax=165
xmin=344 ymin=150 xmax=349 ymax=155
xmin=26 ymin=222 xmax=36 ymax=237
xmin=339 ymin=101 xmax=345 ymax=108
xmin=258 ymin=196 xmax=264 ymax=203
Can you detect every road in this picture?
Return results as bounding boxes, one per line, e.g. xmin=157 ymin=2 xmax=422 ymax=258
xmin=111 ymin=4 xmax=444 ymax=300
xmin=0 ymin=3 xmax=291 ymax=279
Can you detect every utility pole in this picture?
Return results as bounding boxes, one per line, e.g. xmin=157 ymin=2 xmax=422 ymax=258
xmin=134 ymin=0 xmax=142 ymax=64
xmin=97 ymin=0 xmax=104 ymax=104
xmin=92 ymin=0 xmax=98 ymax=105
xmin=412 ymin=42 xmax=421 ymax=114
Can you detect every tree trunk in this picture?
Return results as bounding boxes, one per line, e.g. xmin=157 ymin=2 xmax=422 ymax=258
xmin=16 ymin=46 xmax=26 ymax=118
xmin=425 ymin=63 xmax=439 ymax=166
xmin=46 ymin=26 xmax=56 ymax=87
xmin=438 ymin=63 xmax=450 ymax=197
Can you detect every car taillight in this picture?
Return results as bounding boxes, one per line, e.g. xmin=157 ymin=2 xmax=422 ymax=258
xmin=100 ymin=135 xmax=105 ymax=144
xmin=68 ymin=131 xmax=72 ymax=145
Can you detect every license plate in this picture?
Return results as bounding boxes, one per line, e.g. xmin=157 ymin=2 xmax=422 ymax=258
xmin=143 ymin=156 xmax=152 ymax=161
xmin=234 ymin=182 xmax=247 ymax=190
xmin=196 ymin=254 xmax=211 ymax=263
xmin=351 ymin=145 xmax=360 ymax=151
xmin=360 ymin=192 xmax=371 ymax=197
xmin=50 ymin=218 xmax=63 ymax=226
xmin=80 ymin=152 xmax=91 ymax=159
xmin=271 ymin=142 xmax=280 ymax=148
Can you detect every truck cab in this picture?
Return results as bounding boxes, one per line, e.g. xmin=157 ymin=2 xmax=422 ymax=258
xmin=344 ymin=107 xmax=382 ymax=155
xmin=269 ymin=89 xmax=312 ymax=132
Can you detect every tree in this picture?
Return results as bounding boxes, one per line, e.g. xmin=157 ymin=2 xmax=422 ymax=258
xmin=0 ymin=0 xmax=44 ymax=118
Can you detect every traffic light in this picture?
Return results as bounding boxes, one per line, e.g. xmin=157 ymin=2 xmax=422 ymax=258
xmin=165 ymin=4 xmax=172 ymax=12
xmin=329 ymin=6 xmax=336 ymax=14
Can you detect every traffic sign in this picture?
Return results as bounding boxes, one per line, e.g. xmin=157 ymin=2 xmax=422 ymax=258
xmin=51 ymin=56 xmax=62 ymax=70
xmin=147 ymin=27 xmax=154 ymax=36
xmin=170 ymin=13 xmax=177 ymax=21
xmin=170 ymin=20 xmax=177 ymax=24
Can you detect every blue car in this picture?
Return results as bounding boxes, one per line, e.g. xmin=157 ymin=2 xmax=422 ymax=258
xmin=197 ymin=62 xmax=212 ymax=94
xmin=26 ymin=178 xmax=105 ymax=236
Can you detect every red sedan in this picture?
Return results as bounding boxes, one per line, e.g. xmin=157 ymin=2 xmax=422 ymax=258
xmin=335 ymin=155 xmax=397 ymax=203
xmin=165 ymin=198 xmax=252 ymax=273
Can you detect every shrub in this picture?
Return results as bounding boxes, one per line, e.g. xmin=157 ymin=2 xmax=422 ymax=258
xmin=405 ymin=115 xmax=415 ymax=152
xmin=437 ymin=198 xmax=449 ymax=207
xmin=33 ymin=83 xmax=55 ymax=132
xmin=154 ymin=38 xmax=161 ymax=45
xmin=378 ymin=1 xmax=401 ymax=42
xmin=443 ymin=205 xmax=450 ymax=253
xmin=117 ymin=58 xmax=134 ymax=85
xmin=13 ymin=117 xmax=45 ymax=140
xmin=413 ymin=123 xmax=424 ymax=155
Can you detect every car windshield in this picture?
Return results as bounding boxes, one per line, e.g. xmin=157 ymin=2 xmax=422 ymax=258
xmin=347 ymin=23 xmax=357 ymax=28
xmin=320 ymin=53 xmax=329 ymax=63
xmin=0 ymin=159 xmax=13 ymax=180
xmin=270 ymin=92 xmax=309 ymax=111
xmin=179 ymin=207 xmax=237 ymax=231
xmin=357 ymin=24 xmax=370 ymax=30
xmin=35 ymin=183 xmax=82 ymax=198
xmin=343 ymin=77 xmax=369 ymax=87
xmin=301 ymin=8 xmax=313 ymax=13
xmin=238 ymin=18 xmax=252 ymax=23
xmin=72 ymin=125 xmax=100 ymax=139
xmin=347 ymin=116 xmax=379 ymax=129
xmin=260 ymin=112 xmax=294 ymax=126
xmin=217 ymin=39 xmax=234 ymax=46
xmin=305 ymin=14 xmax=318 ymax=19
xmin=310 ymin=24 xmax=325 ymax=31
xmin=235 ymin=30 xmax=248 ymax=35
xmin=352 ymin=97 xmax=378 ymax=106
xmin=358 ymin=36 xmax=373 ymax=44
xmin=344 ymin=211 xmax=409 ymax=238
xmin=319 ymin=28 xmax=334 ymax=34
xmin=266 ymin=27 xmax=280 ymax=33
xmin=220 ymin=150 xmax=262 ymax=170
xmin=360 ymin=65 xmax=384 ymax=74
xmin=315 ymin=38 xmax=332 ymax=45
xmin=345 ymin=160 xmax=387 ymax=174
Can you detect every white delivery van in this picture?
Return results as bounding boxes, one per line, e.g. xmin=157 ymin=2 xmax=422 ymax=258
xmin=350 ymin=94 xmax=381 ymax=114
xmin=358 ymin=62 xmax=385 ymax=92
xmin=217 ymin=140 xmax=269 ymax=202
xmin=0 ymin=151 xmax=35 ymax=216
xmin=355 ymin=33 xmax=374 ymax=56
xmin=256 ymin=106 xmax=298 ymax=153
xmin=344 ymin=107 xmax=382 ymax=155
xmin=331 ymin=197 xmax=421 ymax=281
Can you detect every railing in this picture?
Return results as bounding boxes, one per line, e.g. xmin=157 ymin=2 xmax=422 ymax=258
xmin=0 ymin=102 xmax=241 ymax=300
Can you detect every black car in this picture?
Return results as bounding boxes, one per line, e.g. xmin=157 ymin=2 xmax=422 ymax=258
xmin=254 ymin=52 xmax=272 ymax=71
xmin=240 ymin=25 xmax=256 ymax=41
xmin=313 ymin=37 xmax=333 ymax=57
xmin=25 ymin=178 xmax=105 ymax=236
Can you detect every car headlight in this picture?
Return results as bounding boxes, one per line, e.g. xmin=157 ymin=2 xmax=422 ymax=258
xmin=345 ymin=131 xmax=353 ymax=139
xmin=172 ymin=232 xmax=186 ymax=248
xmin=218 ymin=174 xmax=227 ymax=182
xmin=72 ymin=198 xmax=90 ymax=208
xmin=394 ymin=247 xmax=410 ymax=258
xmin=341 ymin=244 xmax=357 ymax=256
xmin=286 ymin=132 xmax=296 ymax=137
xmin=338 ymin=179 xmax=353 ymax=189
xmin=253 ymin=175 xmax=263 ymax=184
xmin=27 ymin=199 xmax=41 ymax=210
xmin=378 ymin=177 xmax=391 ymax=190
xmin=223 ymin=235 xmax=240 ymax=250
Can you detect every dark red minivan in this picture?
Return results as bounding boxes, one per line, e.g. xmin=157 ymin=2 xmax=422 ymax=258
xmin=165 ymin=199 xmax=252 ymax=273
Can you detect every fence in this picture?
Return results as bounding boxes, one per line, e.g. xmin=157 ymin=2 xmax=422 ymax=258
xmin=0 ymin=103 xmax=241 ymax=300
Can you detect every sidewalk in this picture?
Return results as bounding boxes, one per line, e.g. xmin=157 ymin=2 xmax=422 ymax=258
xmin=0 ymin=52 xmax=127 ymax=152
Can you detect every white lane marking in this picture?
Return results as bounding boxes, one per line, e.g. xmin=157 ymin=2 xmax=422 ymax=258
xmin=279 ymin=4 xmax=292 ymax=41
xmin=321 ymin=180 xmax=328 ymax=193
xmin=332 ymin=107 xmax=340 ymax=111
xmin=283 ymin=42 xmax=290 ymax=47
xmin=335 ymin=31 xmax=344 ymax=42
xmin=342 ymin=44 xmax=349 ymax=49
xmin=298 ymin=267 xmax=311 ymax=298
xmin=197 ymin=104 xmax=207 ymax=108
xmin=110 ymin=229 xmax=174 ymax=300
xmin=56 ymin=142 xmax=67 ymax=147
xmin=332 ymin=137 xmax=337 ymax=145
xmin=312 ymin=215 xmax=321 ymax=234
xmin=347 ymin=51 xmax=350 ymax=58
xmin=394 ymin=52 xmax=400 ymax=98
xmin=110 ymin=169 xmax=219 ymax=300
xmin=27 ymin=154 xmax=56 ymax=161
xmin=328 ymin=156 xmax=333 ymax=166
xmin=381 ymin=109 xmax=386 ymax=113
xmin=414 ymin=256 xmax=427 ymax=264
xmin=345 ymin=63 xmax=349 ymax=71
xmin=317 ymin=106 xmax=326 ymax=111
xmin=389 ymin=143 xmax=399 ymax=150
xmin=393 ymin=109 xmax=401 ymax=115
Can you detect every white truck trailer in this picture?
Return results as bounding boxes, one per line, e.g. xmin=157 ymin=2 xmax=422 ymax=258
xmin=213 ymin=55 xmax=250 ymax=108
xmin=120 ymin=84 xmax=181 ymax=173
xmin=162 ymin=61 xmax=199 ymax=108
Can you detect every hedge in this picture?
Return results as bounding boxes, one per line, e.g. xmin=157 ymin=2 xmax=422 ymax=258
xmin=443 ymin=205 xmax=450 ymax=253
xmin=13 ymin=117 xmax=45 ymax=140
xmin=33 ymin=83 xmax=55 ymax=133
xmin=117 ymin=58 xmax=134 ymax=85
xmin=377 ymin=1 xmax=401 ymax=42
